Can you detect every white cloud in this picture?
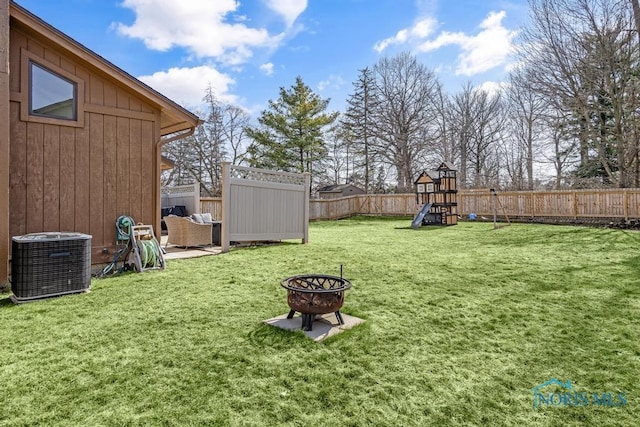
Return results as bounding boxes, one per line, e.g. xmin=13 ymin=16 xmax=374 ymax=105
xmin=375 ymin=11 xmax=517 ymax=76
xmin=138 ymin=65 xmax=237 ymax=108
xmin=317 ymin=74 xmax=345 ymax=92
xmin=260 ymin=62 xmax=275 ymax=76
xmin=418 ymin=11 xmax=517 ymax=76
xmin=374 ymin=17 xmax=438 ymax=52
xmin=418 ymin=31 xmax=466 ymax=51
xmin=264 ymin=0 xmax=307 ymax=27
xmin=115 ymin=0 xmax=286 ymax=65
xmin=478 ymin=80 xmax=508 ymax=96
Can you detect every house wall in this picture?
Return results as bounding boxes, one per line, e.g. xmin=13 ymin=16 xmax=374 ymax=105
xmin=1 ymin=0 xmax=10 ymax=285
xmin=8 ymin=20 xmax=162 ymax=265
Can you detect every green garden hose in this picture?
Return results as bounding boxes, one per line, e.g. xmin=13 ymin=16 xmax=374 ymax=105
xmin=98 ymin=215 xmax=137 ymax=277
xmin=137 ymin=238 xmax=162 ymax=268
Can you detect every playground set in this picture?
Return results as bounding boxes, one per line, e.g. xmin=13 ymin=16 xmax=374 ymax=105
xmin=412 ymin=162 xmax=458 ymax=228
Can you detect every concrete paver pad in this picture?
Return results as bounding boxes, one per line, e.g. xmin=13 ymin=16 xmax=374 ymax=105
xmin=264 ymin=312 xmax=364 ymax=342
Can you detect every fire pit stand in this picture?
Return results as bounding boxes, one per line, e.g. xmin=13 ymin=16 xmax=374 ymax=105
xmin=281 ymin=274 xmax=352 ymax=331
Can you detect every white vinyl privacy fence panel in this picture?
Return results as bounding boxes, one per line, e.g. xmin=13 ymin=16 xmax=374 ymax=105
xmin=161 ymin=183 xmax=200 ymax=215
xmin=221 ymin=163 xmax=310 ymax=252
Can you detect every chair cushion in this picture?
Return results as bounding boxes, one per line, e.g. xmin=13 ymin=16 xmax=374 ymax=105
xmin=191 ymin=213 xmax=204 ymax=224
xmin=202 ymin=212 xmax=213 ymax=223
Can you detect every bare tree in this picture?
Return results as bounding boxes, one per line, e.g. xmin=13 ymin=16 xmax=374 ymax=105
xmin=520 ymin=0 xmax=640 ymax=187
xmin=544 ymin=108 xmax=580 ymax=188
xmin=371 ymin=52 xmax=440 ymax=192
xmin=162 ymin=86 xmax=250 ymax=195
xmin=430 ymin=82 xmax=459 ymax=167
xmin=161 ymin=134 xmax=197 ymax=187
xmin=497 ymin=132 xmax=528 ymax=189
xmin=504 ymin=68 xmax=548 ymax=189
xmin=450 ymin=82 xmax=504 ymax=188
xmin=222 ymin=104 xmax=250 ymax=166
xmin=316 ymin=124 xmax=349 ymax=186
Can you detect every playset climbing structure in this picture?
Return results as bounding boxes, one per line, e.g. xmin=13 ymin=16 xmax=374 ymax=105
xmin=412 ymin=162 xmax=458 ymax=227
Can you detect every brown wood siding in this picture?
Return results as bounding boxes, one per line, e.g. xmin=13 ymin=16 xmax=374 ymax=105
xmin=102 ymin=115 xmax=117 ymax=247
xmin=59 ymin=125 xmax=75 ymax=231
xmin=89 ymin=112 xmax=104 ymax=245
xmin=129 ymin=118 xmax=143 ymax=222
xmin=141 ymin=120 xmax=154 ymax=224
xmin=9 ymin=23 xmax=162 ymax=264
xmin=43 ymin=124 xmax=60 ymax=231
xmin=116 ymin=116 xmax=130 ymax=218
xmin=9 ymin=102 xmax=26 ymax=236
xmin=8 ymin=23 xmax=22 ymax=92
xmin=74 ymin=125 xmax=90 ymax=234
xmin=25 ymin=121 xmax=43 ymax=231
xmin=1 ymin=0 xmax=10 ymax=284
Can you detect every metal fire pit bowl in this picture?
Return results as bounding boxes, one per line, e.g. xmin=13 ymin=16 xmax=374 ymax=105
xmin=281 ymin=274 xmax=352 ymax=331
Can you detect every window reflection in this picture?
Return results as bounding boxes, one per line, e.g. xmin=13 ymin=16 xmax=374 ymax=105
xmin=30 ymin=62 xmax=77 ymax=120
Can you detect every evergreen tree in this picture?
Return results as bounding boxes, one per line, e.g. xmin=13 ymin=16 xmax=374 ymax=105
xmin=342 ymin=67 xmax=378 ymax=193
xmin=246 ymin=76 xmax=338 ymax=179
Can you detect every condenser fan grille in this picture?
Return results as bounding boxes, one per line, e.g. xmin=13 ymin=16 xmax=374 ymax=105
xmin=11 ymin=233 xmax=92 ymax=302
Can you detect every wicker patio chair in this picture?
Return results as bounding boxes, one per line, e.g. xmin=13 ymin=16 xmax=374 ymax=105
xmin=163 ymin=216 xmax=213 ymax=248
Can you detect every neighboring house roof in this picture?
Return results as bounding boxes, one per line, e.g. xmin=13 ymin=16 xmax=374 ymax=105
xmin=318 ymin=184 xmax=341 ymax=193
xmin=10 ymin=1 xmax=201 ymax=136
xmin=318 ymin=184 xmax=364 ymax=193
xmin=32 ymin=98 xmax=74 ymax=117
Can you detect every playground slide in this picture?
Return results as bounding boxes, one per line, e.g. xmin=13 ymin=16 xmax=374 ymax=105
xmin=411 ymin=203 xmax=432 ymax=229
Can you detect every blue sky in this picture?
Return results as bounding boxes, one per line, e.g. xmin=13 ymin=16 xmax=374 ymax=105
xmin=15 ymin=0 xmax=530 ymax=116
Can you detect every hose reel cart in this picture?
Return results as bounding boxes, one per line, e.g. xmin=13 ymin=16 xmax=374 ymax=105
xmin=129 ymin=224 xmax=165 ymax=272
xmin=100 ymin=215 xmax=164 ymax=277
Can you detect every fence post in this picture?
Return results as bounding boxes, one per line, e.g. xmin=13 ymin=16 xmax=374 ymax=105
xmin=221 ymin=162 xmax=231 ymax=253
xmin=303 ymin=173 xmax=310 ymax=244
xmin=491 ymin=189 xmax=496 ymax=227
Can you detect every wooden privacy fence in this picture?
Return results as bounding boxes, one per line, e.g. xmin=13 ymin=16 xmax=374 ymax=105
xmin=460 ymin=188 xmax=640 ymax=220
xmin=200 ymin=197 xmax=222 ymax=220
xmin=201 ymin=188 xmax=640 ymax=222
xmin=308 ymin=194 xmax=419 ymax=220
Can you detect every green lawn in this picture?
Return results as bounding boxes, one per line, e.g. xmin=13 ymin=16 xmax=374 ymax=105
xmin=1 ymin=218 xmax=638 ymax=426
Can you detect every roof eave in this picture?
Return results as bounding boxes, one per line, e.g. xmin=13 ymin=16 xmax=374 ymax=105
xmin=9 ymin=1 xmax=200 ymax=134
